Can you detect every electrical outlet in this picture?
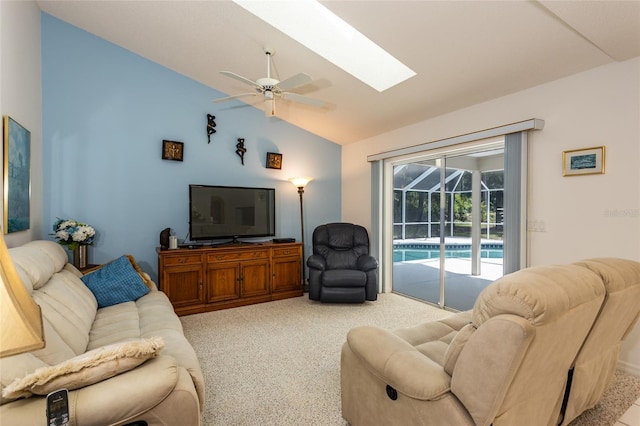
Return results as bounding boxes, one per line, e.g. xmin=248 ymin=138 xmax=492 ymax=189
xmin=527 ymin=220 xmax=546 ymax=232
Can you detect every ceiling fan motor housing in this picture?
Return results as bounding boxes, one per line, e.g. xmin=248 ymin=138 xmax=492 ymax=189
xmin=257 ymin=77 xmax=279 ymax=91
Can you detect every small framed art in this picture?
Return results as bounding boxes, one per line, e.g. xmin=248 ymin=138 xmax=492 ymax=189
xmin=162 ymin=140 xmax=184 ymax=162
xmin=266 ymin=152 xmax=282 ymax=170
xmin=562 ymin=146 xmax=605 ymax=176
xmin=3 ymin=116 xmax=31 ymax=234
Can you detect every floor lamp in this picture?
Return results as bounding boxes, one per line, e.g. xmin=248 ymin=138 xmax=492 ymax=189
xmin=289 ymin=177 xmax=312 ymax=292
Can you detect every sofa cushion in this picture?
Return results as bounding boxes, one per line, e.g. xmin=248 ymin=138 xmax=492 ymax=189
xmin=394 ymin=311 xmax=472 ymax=366
xmin=472 ymin=264 xmax=605 ymax=326
xmin=31 ymin=269 xmax=98 ymax=362
xmin=2 ymin=337 xmax=164 ymax=399
xmin=88 ymin=302 xmax=143 ymax=349
xmin=136 ymin=291 xmax=206 ymax=409
xmin=10 ymin=241 xmax=68 ymax=290
xmin=81 ymin=255 xmax=150 ymax=308
xmin=443 ymin=323 xmax=476 ymax=375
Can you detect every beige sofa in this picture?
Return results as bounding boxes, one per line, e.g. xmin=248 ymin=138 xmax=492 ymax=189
xmin=341 ymin=258 xmax=640 ymax=426
xmin=0 ymin=240 xmax=205 ymax=425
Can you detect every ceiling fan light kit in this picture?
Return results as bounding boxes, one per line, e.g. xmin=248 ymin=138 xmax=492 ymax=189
xmin=265 ymin=99 xmax=275 ymax=117
xmin=213 ymin=47 xmax=325 ymax=117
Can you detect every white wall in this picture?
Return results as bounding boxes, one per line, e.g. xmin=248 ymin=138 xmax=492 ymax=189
xmin=342 ymin=57 xmax=640 ymax=373
xmin=0 ymin=0 xmax=42 ymax=247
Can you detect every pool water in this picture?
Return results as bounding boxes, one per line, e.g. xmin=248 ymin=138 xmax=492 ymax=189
xmin=393 ymin=245 xmax=503 ymax=262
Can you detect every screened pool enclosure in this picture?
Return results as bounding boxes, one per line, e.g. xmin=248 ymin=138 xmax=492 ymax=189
xmin=394 ymin=163 xmax=504 ymax=241
xmin=392 ymin=149 xmax=506 ymax=311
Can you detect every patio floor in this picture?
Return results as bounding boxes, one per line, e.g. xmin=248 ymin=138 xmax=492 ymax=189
xmin=392 ymin=247 xmax=504 ymax=311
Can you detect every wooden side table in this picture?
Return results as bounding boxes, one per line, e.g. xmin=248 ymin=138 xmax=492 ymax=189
xmin=78 ymin=264 xmax=102 ymax=275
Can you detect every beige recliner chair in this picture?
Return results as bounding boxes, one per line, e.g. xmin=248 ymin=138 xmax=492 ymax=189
xmin=560 ymin=258 xmax=640 ymax=425
xmin=341 ymin=263 xmax=609 ymax=426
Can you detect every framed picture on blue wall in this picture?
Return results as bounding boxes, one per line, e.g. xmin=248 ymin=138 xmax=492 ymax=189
xmin=3 ymin=116 xmax=31 ymax=234
xmin=266 ymin=152 xmax=282 ymax=170
xmin=162 ymin=140 xmax=184 ymax=162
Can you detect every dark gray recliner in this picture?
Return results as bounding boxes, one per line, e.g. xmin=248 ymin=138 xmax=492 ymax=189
xmin=307 ymin=223 xmax=378 ymax=303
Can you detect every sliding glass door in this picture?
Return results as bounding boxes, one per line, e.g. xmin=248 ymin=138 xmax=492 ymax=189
xmin=392 ymin=145 xmax=505 ymax=310
xmin=392 ymin=159 xmax=442 ymax=306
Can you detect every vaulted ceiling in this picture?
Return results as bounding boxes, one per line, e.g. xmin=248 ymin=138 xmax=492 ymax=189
xmin=36 ymin=1 xmax=640 ymax=145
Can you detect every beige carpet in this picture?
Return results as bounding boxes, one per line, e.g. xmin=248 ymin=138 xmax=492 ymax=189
xmin=180 ymin=294 xmax=640 ymax=426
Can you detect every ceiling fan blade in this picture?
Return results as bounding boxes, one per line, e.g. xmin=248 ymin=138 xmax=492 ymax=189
xmin=276 ymin=73 xmax=313 ymax=91
xmin=212 ymin=93 xmax=257 ymax=103
xmin=220 ymin=71 xmax=262 ymax=89
xmin=281 ymin=92 xmax=325 ymax=108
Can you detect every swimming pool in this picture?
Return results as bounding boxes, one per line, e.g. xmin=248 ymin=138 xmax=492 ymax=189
xmin=393 ymin=243 xmax=503 ymax=262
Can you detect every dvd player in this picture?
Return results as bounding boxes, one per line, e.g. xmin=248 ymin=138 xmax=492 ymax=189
xmin=273 ymin=238 xmax=296 ymax=243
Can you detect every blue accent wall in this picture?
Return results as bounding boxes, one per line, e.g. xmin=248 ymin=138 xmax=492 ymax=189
xmin=41 ymin=14 xmax=341 ymax=280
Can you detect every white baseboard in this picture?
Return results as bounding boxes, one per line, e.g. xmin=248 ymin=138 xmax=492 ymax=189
xmin=618 ymin=360 xmax=640 ymax=377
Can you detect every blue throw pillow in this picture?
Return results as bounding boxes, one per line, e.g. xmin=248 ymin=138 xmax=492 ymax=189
xmin=81 ymin=255 xmax=150 ymax=308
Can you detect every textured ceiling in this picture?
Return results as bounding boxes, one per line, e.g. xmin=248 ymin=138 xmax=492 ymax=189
xmin=36 ymin=0 xmax=640 ymax=145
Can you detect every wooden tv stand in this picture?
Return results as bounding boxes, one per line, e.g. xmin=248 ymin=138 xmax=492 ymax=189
xmin=157 ymin=242 xmax=303 ymax=316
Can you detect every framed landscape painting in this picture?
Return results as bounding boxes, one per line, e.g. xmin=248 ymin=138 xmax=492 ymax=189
xmin=562 ymin=146 xmax=605 ymax=177
xmin=3 ymin=116 xmax=31 ymax=233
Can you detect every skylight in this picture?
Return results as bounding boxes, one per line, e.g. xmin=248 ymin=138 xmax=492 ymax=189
xmin=232 ymin=0 xmax=416 ymax=92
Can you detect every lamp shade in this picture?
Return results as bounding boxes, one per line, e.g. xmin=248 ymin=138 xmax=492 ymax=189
xmin=0 ymin=233 xmax=45 ymax=357
xmin=288 ymin=177 xmax=313 ymax=188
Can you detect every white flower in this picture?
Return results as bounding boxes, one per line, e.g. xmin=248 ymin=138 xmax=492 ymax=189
xmin=58 ymin=220 xmax=76 ymax=231
xmin=51 ymin=218 xmax=96 ymax=248
xmin=72 ymin=226 xmax=95 ymax=242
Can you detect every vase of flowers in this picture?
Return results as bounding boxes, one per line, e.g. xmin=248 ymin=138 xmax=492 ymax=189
xmin=51 ymin=218 xmax=96 ymax=269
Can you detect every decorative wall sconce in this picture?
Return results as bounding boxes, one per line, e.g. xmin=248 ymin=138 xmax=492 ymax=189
xmin=236 ymin=138 xmax=247 ymax=165
xmin=206 ymin=114 xmax=216 ymax=144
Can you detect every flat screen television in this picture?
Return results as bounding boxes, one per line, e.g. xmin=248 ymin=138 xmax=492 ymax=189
xmin=189 ymin=184 xmax=276 ymax=242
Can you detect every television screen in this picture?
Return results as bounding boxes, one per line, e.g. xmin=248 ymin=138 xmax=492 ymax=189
xmin=189 ymin=185 xmax=275 ymax=241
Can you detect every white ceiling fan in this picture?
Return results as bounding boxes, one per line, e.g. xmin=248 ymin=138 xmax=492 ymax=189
xmin=212 ymin=47 xmax=325 ymax=117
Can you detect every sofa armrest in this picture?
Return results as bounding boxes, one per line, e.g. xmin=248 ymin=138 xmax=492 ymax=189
xmin=356 ymin=254 xmax=378 ymax=272
xmin=0 ymin=356 xmax=186 ymax=426
xmin=346 ymin=326 xmax=451 ymax=400
xmin=307 ymin=254 xmax=326 ymax=271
